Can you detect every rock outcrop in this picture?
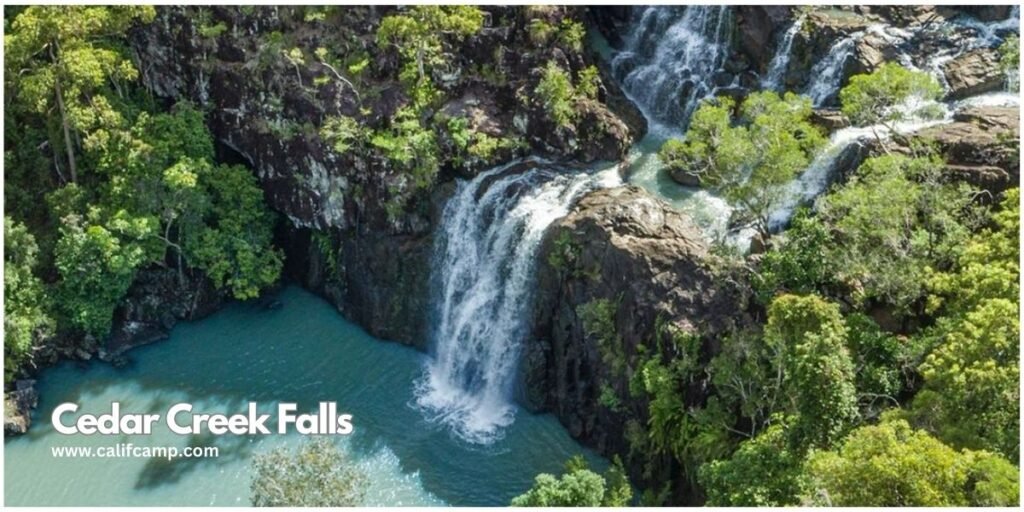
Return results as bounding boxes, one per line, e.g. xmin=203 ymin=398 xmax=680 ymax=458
xmin=528 ymin=185 xmax=750 ymax=458
xmin=942 ymin=48 xmax=1004 ymax=100
xmin=127 ymin=6 xmax=644 ymax=348
xmin=915 ymin=105 xmax=1020 ymax=192
xmin=4 ymin=380 xmax=38 ymax=435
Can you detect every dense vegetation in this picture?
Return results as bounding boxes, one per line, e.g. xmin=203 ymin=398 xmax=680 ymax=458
xmin=606 ymin=63 xmax=1021 ymax=506
xmin=250 ymin=437 xmax=367 ymax=506
xmin=3 ymin=6 xmax=283 ymax=382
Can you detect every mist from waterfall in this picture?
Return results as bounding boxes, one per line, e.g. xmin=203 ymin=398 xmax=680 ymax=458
xmin=611 ymin=5 xmax=732 ymax=135
xmin=415 ymin=160 xmax=621 ymax=443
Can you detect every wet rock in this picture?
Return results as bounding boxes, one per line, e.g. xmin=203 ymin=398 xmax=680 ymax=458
xmin=734 ymin=6 xmax=795 ymax=73
xmin=877 ymin=106 xmax=1020 ymax=193
xmin=942 ymin=48 xmax=1004 ymax=100
xmin=4 ymin=380 xmax=38 ymax=436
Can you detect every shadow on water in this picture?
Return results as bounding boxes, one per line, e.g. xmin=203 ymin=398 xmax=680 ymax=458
xmin=8 ymin=286 xmax=607 ymax=506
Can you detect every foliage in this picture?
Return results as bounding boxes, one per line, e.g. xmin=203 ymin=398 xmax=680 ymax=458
xmin=804 ymin=419 xmax=1019 ymax=506
xmin=699 ymin=420 xmax=805 ymax=506
xmin=535 ymin=61 xmax=576 ymax=128
xmin=839 ymin=62 xmax=942 ymax=143
xmin=818 ymin=154 xmax=982 ymax=311
xmin=4 ymin=218 xmax=54 ymax=383
xmin=375 ymin=6 xmax=483 ymax=105
xmin=320 ymin=115 xmax=366 ymax=154
xmin=998 ymin=35 xmax=1019 ymax=90
xmin=511 ymin=456 xmax=632 ymax=506
xmin=753 ymin=209 xmax=834 ymax=304
xmin=765 ymin=294 xmax=858 ymax=449
xmin=250 ymin=437 xmax=368 ymax=507
xmin=54 ymin=211 xmax=159 ymax=336
xmin=659 ymin=92 xmax=825 ymax=236
xmin=369 ymin=107 xmax=440 ymax=191
xmin=184 ymin=164 xmax=283 ymax=300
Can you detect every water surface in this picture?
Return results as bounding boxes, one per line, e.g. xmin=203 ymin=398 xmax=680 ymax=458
xmin=5 ymin=286 xmax=605 ymax=506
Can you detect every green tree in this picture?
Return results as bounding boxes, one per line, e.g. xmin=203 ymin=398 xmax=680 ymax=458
xmin=4 ymin=6 xmax=156 ymax=183
xmin=997 ymin=35 xmax=1019 ymax=90
xmin=54 ymin=210 xmax=159 ymax=337
xmin=818 ymin=154 xmax=980 ymax=311
xmin=250 ymin=437 xmax=368 ymax=507
xmin=804 ymin=419 xmax=1019 ymax=506
xmin=3 ymin=217 xmax=54 ymax=383
xmin=659 ymin=92 xmax=825 ymax=237
xmin=534 ymin=60 xmax=576 ymax=128
xmin=753 ymin=209 xmax=835 ymax=304
xmin=512 ymin=456 xmax=632 ymax=507
xmin=375 ymin=6 xmax=484 ymax=104
xmin=184 ymin=164 xmax=282 ymax=300
xmin=699 ymin=420 xmax=805 ymax=506
xmin=765 ymin=294 xmax=858 ymax=449
xmin=839 ymin=62 xmax=942 ymax=148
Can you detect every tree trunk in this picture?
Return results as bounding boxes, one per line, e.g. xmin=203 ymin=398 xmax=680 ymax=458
xmin=50 ymin=45 xmax=77 ymax=183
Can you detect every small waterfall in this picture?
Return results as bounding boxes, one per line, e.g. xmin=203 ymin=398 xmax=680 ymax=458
xmin=611 ymin=6 xmax=732 ymax=133
xmin=805 ymin=33 xmax=860 ymax=106
xmin=416 ymin=160 xmax=621 ymax=443
xmin=762 ymin=14 xmax=807 ymax=91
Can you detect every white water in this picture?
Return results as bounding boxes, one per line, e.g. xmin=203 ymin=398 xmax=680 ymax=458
xmin=611 ymin=6 xmax=732 ymax=134
xmin=416 ymin=160 xmax=622 ymax=443
xmin=762 ymin=14 xmax=807 ymax=91
xmin=806 ymin=34 xmax=860 ymax=105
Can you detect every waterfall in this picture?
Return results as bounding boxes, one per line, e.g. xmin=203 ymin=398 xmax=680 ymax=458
xmin=805 ymin=34 xmax=860 ymax=106
xmin=415 ymin=160 xmax=622 ymax=443
xmin=762 ymin=14 xmax=806 ymax=91
xmin=611 ymin=6 xmax=732 ymax=133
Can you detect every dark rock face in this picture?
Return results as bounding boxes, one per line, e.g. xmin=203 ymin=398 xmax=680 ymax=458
xmin=4 ymin=380 xmax=38 ymax=436
xmin=528 ymin=185 xmax=750 ymax=455
xmin=126 ymin=5 xmax=644 ymax=350
xmin=942 ymin=48 xmax=1004 ymax=100
xmin=734 ymin=6 xmax=795 ymax=73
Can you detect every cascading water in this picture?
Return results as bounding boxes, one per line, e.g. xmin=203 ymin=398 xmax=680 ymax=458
xmin=805 ymin=34 xmax=860 ymax=106
xmin=415 ymin=160 xmax=621 ymax=443
xmin=611 ymin=5 xmax=732 ymax=133
xmin=762 ymin=14 xmax=807 ymax=91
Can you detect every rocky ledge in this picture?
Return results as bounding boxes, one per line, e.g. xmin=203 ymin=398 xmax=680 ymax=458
xmin=527 ymin=186 xmax=750 ymax=454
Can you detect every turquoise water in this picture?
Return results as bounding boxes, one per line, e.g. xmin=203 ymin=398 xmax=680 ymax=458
xmin=4 ymin=286 xmax=606 ymax=506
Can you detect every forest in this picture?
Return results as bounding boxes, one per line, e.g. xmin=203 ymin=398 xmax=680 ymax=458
xmin=3 ymin=4 xmax=1021 ymax=507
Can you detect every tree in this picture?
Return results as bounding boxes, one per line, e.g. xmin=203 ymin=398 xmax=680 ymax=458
xmin=765 ymin=294 xmax=858 ymax=449
xmin=535 ymin=61 xmax=576 ymax=128
xmin=753 ymin=209 xmax=835 ymax=304
xmin=511 ymin=455 xmax=632 ymax=507
xmin=184 ymin=164 xmax=283 ymax=300
xmin=4 ymin=6 xmax=157 ymax=183
xmin=699 ymin=420 xmax=805 ymax=506
xmin=4 ymin=217 xmax=54 ymax=383
xmin=839 ymin=62 xmax=942 ymax=148
xmin=804 ymin=419 xmax=1018 ymax=506
xmin=375 ymin=6 xmax=484 ymax=104
xmin=659 ymin=92 xmax=825 ymax=237
xmin=817 ymin=154 xmax=981 ymax=311
xmin=250 ymin=437 xmax=368 ymax=507
xmin=53 ymin=210 xmax=160 ymax=337
xmin=997 ymin=35 xmax=1019 ymax=90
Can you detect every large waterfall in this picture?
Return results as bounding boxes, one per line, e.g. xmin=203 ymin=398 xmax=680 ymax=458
xmin=611 ymin=6 xmax=732 ymax=133
xmin=415 ymin=160 xmax=621 ymax=443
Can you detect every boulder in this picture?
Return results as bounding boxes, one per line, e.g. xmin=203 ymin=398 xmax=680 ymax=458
xmin=812 ymin=108 xmax=851 ymax=132
xmin=4 ymin=380 xmax=38 ymax=436
xmin=942 ymin=48 xmax=1004 ymax=100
